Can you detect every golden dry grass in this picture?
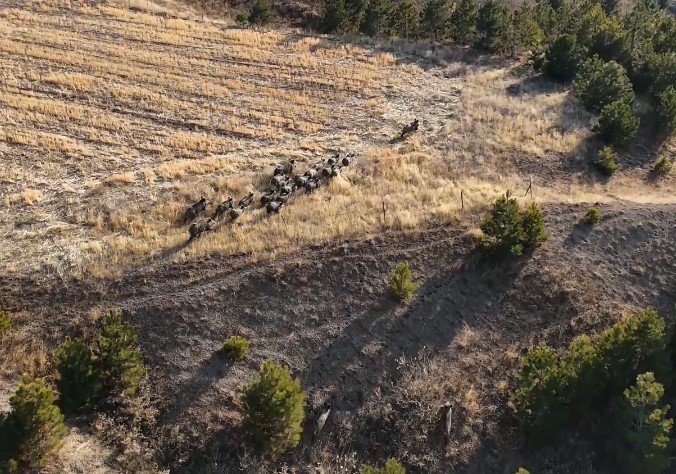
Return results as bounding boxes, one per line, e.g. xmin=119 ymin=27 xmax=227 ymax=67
xmin=0 ymin=0 xmax=673 ymax=279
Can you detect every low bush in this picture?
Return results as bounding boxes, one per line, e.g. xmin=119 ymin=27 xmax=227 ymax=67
xmin=242 ymin=359 xmax=305 ymax=454
xmin=54 ymin=337 xmax=99 ymax=414
xmin=389 ymin=262 xmax=415 ymax=302
xmin=0 ymin=376 xmax=67 ymax=470
xmin=222 ymin=336 xmax=250 ymax=361
xmin=584 ymin=207 xmax=601 ymax=224
xmin=361 ymin=458 xmax=407 ymax=474
xmin=594 ymin=146 xmax=619 ymax=176
xmin=595 ymin=101 xmax=639 ymax=147
xmin=652 ymin=156 xmax=672 ymax=177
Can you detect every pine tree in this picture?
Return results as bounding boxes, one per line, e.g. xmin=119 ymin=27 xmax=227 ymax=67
xmin=0 ymin=376 xmax=67 ymax=470
xmin=564 ymin=334 xmax=604 ymax=419
xmin=450 ymin=0 xmax=478 ymax=44
xmin=55 ymin=337 xmax=99 ymax=414
xmin=388 ymin=0 xmax=419 ymax=38
xmin=510 ymin=345 xmax=573 ymax=439
xmin=421 ymin=0 xmax=451 ymax=40
xmin=322 ymin=0 xmax=351 ymax=33
xmin=656 ymin=85 xmax=676 ymax=136
xmin=248 ymin=0 xmax=275 ymax=25
xmin=242 ymin=359 xmax=306 ymax=454
xmin=573 ymin=57 xmax=635 ymax=113
xmin=361 ymin=0 xmax=392 ymax=36
xmin=595 ymin=308 xmax=669 ymax=398
xmin=595 ymin=100 xmax=640 ymax=147
xmin=586 ymin=11 xmax=628 ymax=62
xmin=389 ymin=262 xmax=415 ymax=302
xmin=509 ymin=5 xmax=544 ymax=56
xmin=594 ymin=146 xmax=620 ymax=176
xmin=543 ymin=35 xmax=583 ymax=81
xmin=520 ymin=203 xmax=548 ymax=249
xmin=619 ymin=372 xmax=673 ymax=473
xmin=475 ymin=0 xmax=511 ymax=52
xmin=480 ymin=192 xmax=524 ymax=256
xmin=92 ymin=311 xmax=144 ymax=398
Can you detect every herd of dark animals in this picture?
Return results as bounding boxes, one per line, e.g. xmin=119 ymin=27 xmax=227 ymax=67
xmin=183 ymin=153 xmax=355 ymax=242
xmin=182 ymin=119 xmax=419 ymax=242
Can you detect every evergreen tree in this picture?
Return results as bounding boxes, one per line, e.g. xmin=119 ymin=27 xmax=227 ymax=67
xmin=389 ymin=262 xmax=415 ymax=302
xmin=595 ymin=308 xmax=669 ymax=397
xmin=594 ymin=146 xmax=620 ymax=176
xmin=92 ymin=311 xmax=144 ymax=398
xmin=595 ymin=100 xmax=640 ymax=147
xmin=480 ymin=192 xmax=524 ymax=256
xmin=520 ymin=203 xmax=548 ymax=249
xmin=0 ymin=376 xmax=67 ymax=470
xmin=249 ymin=0 xmax=275 ymax=25
xmin=361 ymin=0 xmax=393 ymax=36
xmin=322 ymin=0 xmax=351 ymax=33
xmin=421 ymin=0 xmax=451 ymax=40
xmin=450 ymin=0 xmax=478 ymax=44
xmin=619 ymin=373 xmax=673 ymax=473
xmin=587 ymin=12 xmax=628 ymax=62
xmin=388 ymin=0 xmax=419 ymax=38
xmin=54 ymin=337 xmax=99 ymax=414
xmin=242 ymin=359 xmax=306 ymax=454
xmin=656 ymin=85 xmax=676 ymax=136
xmin=573 ymin=57 xmax=635 ymax=113
xmin=510 ymin=345 xmax=573 ymax=439
xmin=475 ymin=0 xmax=511 ymax=52
xmin=543 ymin=35 xmax=584 ymax=81
xmin=510 ymin=5 xmax=544 ymax=56
xmin=564 ymin=334 xmax=604 ymax=419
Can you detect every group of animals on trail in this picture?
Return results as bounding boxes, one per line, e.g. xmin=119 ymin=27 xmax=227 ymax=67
xmin=181 ymin=119 xmax=419 ymax=242
xmin=182 ymin=153 xmax=354 ymax=242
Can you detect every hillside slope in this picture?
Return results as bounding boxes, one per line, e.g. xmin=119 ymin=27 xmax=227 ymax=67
xmin=3 ymin=202 xmax=675 ymax=472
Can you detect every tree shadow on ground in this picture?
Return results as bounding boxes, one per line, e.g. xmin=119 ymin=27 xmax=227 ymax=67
xmin=302 ymin=252 xmax=528 ymax=412
xmin=159 ymin=348 xmax=233 ymax=425
xmin=564 ymin=220 xmax=596 ymax=249
xmin=505 ymin=73 xmax=570 ymax=97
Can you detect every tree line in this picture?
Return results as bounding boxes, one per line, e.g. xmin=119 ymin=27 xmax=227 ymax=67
xmin=512 ymin=307 xmax=676 ymax=473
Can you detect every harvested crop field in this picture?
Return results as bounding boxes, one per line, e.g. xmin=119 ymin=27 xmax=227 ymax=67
xmin=1 ymin=0 xmax=673 ymax=280
xmin=0 ymin=0 xmax=675 ymax=472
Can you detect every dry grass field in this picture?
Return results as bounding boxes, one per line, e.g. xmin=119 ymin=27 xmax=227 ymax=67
xmin=1 ymin=0 xmax=672 ymax=281
xmin=0 ymin=0 xmax=675 ymax=472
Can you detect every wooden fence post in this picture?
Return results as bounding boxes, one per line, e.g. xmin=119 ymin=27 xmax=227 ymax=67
xmin=382 ymin=200 xmax=386 ymax=224
xmin=461 ymin=190 xmax=464 ymax=210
